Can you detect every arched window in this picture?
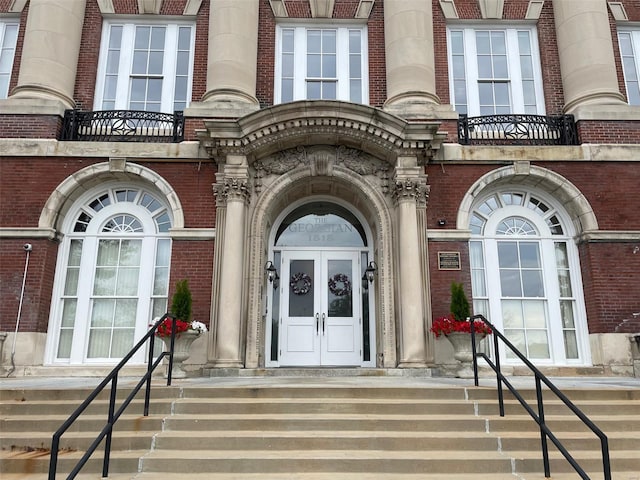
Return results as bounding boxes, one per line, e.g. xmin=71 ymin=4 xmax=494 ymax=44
xmin=469 ymin=190 xmax=589 ymax=365
xmin=48 ymin=185 xmax=172 ymax=364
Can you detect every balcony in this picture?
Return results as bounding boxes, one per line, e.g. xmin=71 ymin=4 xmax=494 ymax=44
xmin=60 ymin=110 xmax=184 ymax=143
xmin=458 ymin=114 xmax=578 ymax=146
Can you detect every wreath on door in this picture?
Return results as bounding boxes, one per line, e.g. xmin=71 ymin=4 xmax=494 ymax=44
xmin=290 ymin=272 xmax=312 ymax=295
xmin=328 ymin=273 xmax=351 ymax=297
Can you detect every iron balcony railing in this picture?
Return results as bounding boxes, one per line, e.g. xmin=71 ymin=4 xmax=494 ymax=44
xmin=458 ymin=114 xmax=578 ymax=146
xmin=469 ymin=314 xmax=611 ymax=480
xmin=48 ymin=313 xmax=179 ymax=480
xmin=60 ymin=109 xmax=184 ymax=143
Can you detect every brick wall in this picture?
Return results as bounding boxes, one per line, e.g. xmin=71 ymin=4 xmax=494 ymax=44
xmin=0 ymin=239 xmax=58 ymax=333
xmin=0 ymin=115 xmax=61 ymax=138
xmin=428 ymin=240 xmax=472 ymax=320
xmin=580 ymin=241 xmax=640 ymax=334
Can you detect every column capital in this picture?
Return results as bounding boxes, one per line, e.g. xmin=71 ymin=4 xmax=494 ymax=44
xmin=391 ymin=178 xmax=430 ymax=207
xmin=213 ymin=176 xmax=250 ymax=205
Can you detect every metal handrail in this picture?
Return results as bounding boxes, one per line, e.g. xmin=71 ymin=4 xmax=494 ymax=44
xmin=48 ymin=313 xmax=179 ymax=480
xmin=470 ymin=314 xmax=611 ymax=480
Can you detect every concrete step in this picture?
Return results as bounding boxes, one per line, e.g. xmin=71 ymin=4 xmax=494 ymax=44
xmin=0 ymin=399 xmax=174 ymax=416
xmin=0 ymin=414 xmax=164 ymax=432
xmin=138 ymin=449 xmax=515 ymax=474
xmin=0 ymin=449 xmax=146 ymax=474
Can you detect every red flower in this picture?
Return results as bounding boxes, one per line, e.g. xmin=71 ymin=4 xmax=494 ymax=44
xmin=430 ymin=314 xmax=492 ymax=338
xmin=155 ymin=318 xmax=190 ymax=338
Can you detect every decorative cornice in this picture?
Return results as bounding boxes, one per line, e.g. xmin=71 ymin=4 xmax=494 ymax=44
xmin=201 ymin=101 xmax=444 ymax=164
xmin=579 ymin=230 xmax=640 ymax=243
xmin=439 ymin=0 xmax=459 ymax=19
xmin=355 ymin=0 xmax=375 ymax=19
xmin=138 ymin=0 xmax=162 ymax=14
xmin=310 ymin=0 xmax=335 ymax=18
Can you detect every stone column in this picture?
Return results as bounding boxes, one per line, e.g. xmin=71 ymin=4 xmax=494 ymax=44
xmin=383 ymin=0 xmax=439 ymax=110
xmin=554 ymin=0 xmax=625 ymax=113
xmin=10 ymin=0 xmax=86 ymax=108
xmin=394 ymin=165 xmax=429 ymax=367
xmin=211 ymin=164 xmax=250 ymax=367
xmin=202 ymin=0 xmax=260 ymax=106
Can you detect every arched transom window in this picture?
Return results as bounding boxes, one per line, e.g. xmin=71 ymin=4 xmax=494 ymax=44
xmin=48 ymin=186 xmax=172 ymax=365
xmin=469 ymin=190 xmax=589 ymax=365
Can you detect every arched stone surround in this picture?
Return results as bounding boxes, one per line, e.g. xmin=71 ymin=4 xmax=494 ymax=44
xmin=200 ymin=101 xmax=445 ymax=369
xmin=456 ymin=164 xmax=598 ymax=235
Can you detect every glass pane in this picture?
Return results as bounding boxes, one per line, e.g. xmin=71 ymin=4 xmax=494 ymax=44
xmin=478 ymin=82 xmax=494 ymax=104
xmin=148 ymin=51 xmax=164 ymax=75
xmin=518 ymin=31 xmax=531 ymax=54
xmin=476 ymin=31 xmax=490 ymax=54
xmin=135 ymin=26 xmax=150 ymax=49
xmin=175 ymin=76 xmax=188 ymax=101
xmin=560 ymin=300 xmax=575 ymax=328
xmin=109 ymin=26 xmax=123 ymax=48
xmin=523 ymin=81 xmax=536 ymax=105
xmin=323 ymin=30 xmax=336 ymax=53
xmin=61 ymin=299 xmax=77 ymax=328
xmin=450 ymin=31 xmax=464 ymax=54
xmin=307 ymin=54 xmax=321 ymax=77
xmin=523 ymin=300 xmax=546 ymax=328
xmin=471 ymin=270 xmax=486 ymax=297
xmin=282 ymin=29 xmax=294 ymax=51
xmin=116 ymin=267 xmax=139 ymax=295
xmin=111 ymin=329 xmax=134 ymax=357
xmin=178 ymin=26 xmax=191 ymax=50
xmin=64 ymin=269 xmax=80 ymax=296
xmin=493 ymin=55 xmax=508 ymax=78
xmin=494 ymin=82 xmax=510 ymax=106
xmin=57 ymin=330 xmax=73 ymax=359
xmin=470 ymin=242 xmax=484 ymax=268
xmin=94 ymin=267 xmax=116 ymax=295
xmin=131 ymin=78 xmax=146 ymax=101
xmin=156 ymin=238 xmax=171 ymax=265
xmin=104 ymin=76 xmax=118 ymax=99
xmin=282 ymin=53 xmax=294 ymax=77
xmin=349 ymin=54 xmax=361 ymax=77
xmin=323 ymin=81 xmax=336 ymax=99
xmin=522 ymin=270 xmax=544 ymax=297
xmin=307 ymin=30 xmax=321 ymax=53
xmin=282 ymin=79 xmax=293 ymax=102
xmin=328 ymin=260 xmax=353 ymax=317
xmin=477 ymin=57 xmax=492 ymax=78
xmin=307 ymin=81 xmax=321 ymax=99
xmin=454 ymin=80 xmax=467 ymax=103
xmin=500 ymin=270 xmax=522 ymax=297
xmin=491 ymin=31 xmax=506 ymax=54
xmin=527 ymin=330 xmax=550 ymax=358
xmin=87 ymin=330 xmax=110 ymax=358
xmin=349 ymin=30 xmax=361 ymax=53
xmin=150 ymin=26 xmax=165 ymax=49
xmin=453 ymin=56 xmax=465 ymax=78
xmin=505 ymin=329 xmax=525 ymax=359
xmin=521 ymin=56 xmax=534 ymax=79
xmin=91 ymin=299 xmax=115 ymax=328
xmin=106 ymin=50 xmax=120 ymax=74
xmin=623 ymin=57 xmax=638 ymax=81
xmin=114 ymin=299 xmax=137 ymax=327
xmin=564 ymin=331 xmax=578 ymax=359
xmin=557 ymin=270 xmax=572 ymax=297
xmin=350 ymin=80 xmax=362 ymax=103
xmin=148 ymin=78 xmax=162 ymax=101
xmin=289 ymin=259 xmax=314 ymax=317
xmin=498 ymin=242 xmax=518 ymax=268
xmin=154 ymin=266 xmax=169 ymax=295
xmin=519 ymin=243 xmax=540 ymax=268
xmin=120 ymin=240 xmax=141 ymax=266
xmin=502 ymin=300 xmax=524 ymax=328
xmin=132 ymin=51 xmax=148 ymax=75
xmin=323 ymin=54 xmax=336 ymax=78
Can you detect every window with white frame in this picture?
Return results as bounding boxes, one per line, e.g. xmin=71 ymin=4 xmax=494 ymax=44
xmin=95 ymin=21 xmax=194 ymax=112
xmin=469 ymin=189 xmax=589 ymax=365
xmin=0 ymin=20 xmax=19 ymax=99
xmin=618 ymin=29 xmax=640 ymax=106
xmin=448 ymin=26 xmax=545 ymax=116
xmin=48 ymin=185 xmax=172 ymax=365
xmin=275 ymin=24 xmax=368 ymax=104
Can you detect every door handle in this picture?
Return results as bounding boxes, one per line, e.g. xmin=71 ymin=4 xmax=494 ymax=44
xmin=316 ymin=313 xmax=319 ymax=335
xmin=322 ymin=313 xmax=326 ymax=335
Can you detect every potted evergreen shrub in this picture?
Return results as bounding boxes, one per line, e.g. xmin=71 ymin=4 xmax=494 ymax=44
xmin=431 ymin=282 xmax=491 ymax=377
xmin=155 ymin=279 xmax=207 ymax=377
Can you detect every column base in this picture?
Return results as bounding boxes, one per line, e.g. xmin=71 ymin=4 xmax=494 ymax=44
xmin=209 ymin=360 xmax=245 ymax=368
xmin=397 ymin=361 xmax=430 ymax=368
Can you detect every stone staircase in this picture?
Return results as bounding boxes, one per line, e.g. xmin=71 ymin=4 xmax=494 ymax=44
xmin=1 ymin=378 xmax=639 ymax=479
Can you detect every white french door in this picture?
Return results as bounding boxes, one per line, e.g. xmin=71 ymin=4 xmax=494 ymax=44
xmin=279 ymin=250 xmax=361 ymax=366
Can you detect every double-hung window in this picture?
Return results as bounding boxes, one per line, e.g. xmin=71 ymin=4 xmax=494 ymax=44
xmin=618 ymin=29 xmax=640 ymax=106
xmin=0 ymin=20 xmax=19 ymax=99
xmin=448 ymin=26 xmax=545 ymax=116
xmin=95 ymin=21 xmax=194 ymax=112
xmin=275 ymin=24 xmax=368 ymax=104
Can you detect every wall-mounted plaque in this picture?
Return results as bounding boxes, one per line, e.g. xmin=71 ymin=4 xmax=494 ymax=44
xmin=438 ymin=251 xmax=461 ymax=270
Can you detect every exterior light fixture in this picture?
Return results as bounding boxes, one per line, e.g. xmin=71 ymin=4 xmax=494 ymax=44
xmin=362 ymin=261 xmax=377 ymax=290
xmin=264 ymin=261 xmax=280 ymax=289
